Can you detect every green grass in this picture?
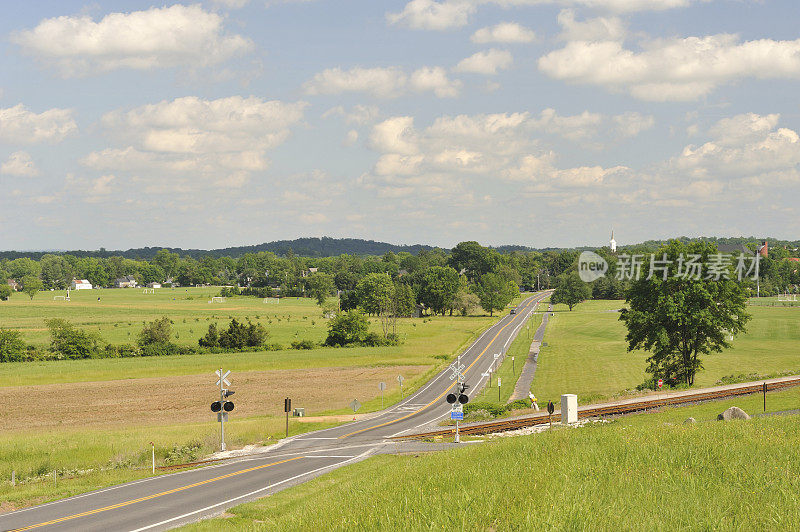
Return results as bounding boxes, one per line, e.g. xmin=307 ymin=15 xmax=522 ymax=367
xmin=534 ymin=300 xmax=800 ymax=404
xmin=0 ymin=416 xmax=336 ymax=509
xmin=0 ymin=288 xmax=505 ymax=387
xmin=182 ymin=388 xmax=800 ymax=531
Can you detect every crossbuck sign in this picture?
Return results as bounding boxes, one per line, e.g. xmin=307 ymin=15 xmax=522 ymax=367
xmin=216 ymin=369 xmax=231 ymax=387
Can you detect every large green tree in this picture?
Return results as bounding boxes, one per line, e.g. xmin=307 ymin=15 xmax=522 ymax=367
xmin=355 ymin=273 xmax=394 ymax=315
xmin=418 ymin=266 xmax=460 ymax=315
xmin=476 ymin=272 xmax=518 ymax=316
xmin=619 ymin=240 xmax=751 ymax=386
xmin=307 ymin=272 xmax=335 ymax=306
xmin=551 ymin=272 xmax=591 ymax=311
xmin=21 ymin=275 xmax=43 ymax=300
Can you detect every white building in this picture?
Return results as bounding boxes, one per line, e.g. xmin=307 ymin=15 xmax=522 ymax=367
xmin=71 ymin=279 xmax=93 ymax=290
xmin=609 ymin=230 xmax=617 ymax=253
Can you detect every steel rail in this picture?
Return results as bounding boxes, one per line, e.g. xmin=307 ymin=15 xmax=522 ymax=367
xmin=391 ymin=376 xmax=800 ymax=440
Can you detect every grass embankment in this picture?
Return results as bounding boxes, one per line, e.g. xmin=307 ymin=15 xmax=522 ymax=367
xmin=184 ymin=388 xmax=800 ymax=531
xmin=534 ymin=300 xmax=800 ymax=405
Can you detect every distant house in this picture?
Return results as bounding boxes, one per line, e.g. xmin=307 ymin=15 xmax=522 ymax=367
xmin=146 ymin=282 xmax=162 ymax=289
xmin=7 ymin=279 xmax=20 ymax=291
xmin=302 ymin=268 xmax=319 ymax=278
xmin=115 ymin=276 xmax=137 ymax=288
xmin=71 ymin=279 xmax=93 ymax=290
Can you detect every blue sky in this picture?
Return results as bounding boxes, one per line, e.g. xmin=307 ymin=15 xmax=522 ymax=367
xmin=1 ymin=0 xmax=799 ymax=250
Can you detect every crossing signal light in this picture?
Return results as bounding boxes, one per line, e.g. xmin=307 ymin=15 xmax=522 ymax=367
xmin=446 ymin=383 xmax=469 ymax=405
xmin=211 ymin=401 xmax=222 ymax=412
xmin=223 ymin=401 xmax=234 ymax=412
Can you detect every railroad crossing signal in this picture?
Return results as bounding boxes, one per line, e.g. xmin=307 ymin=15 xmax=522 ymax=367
xmin=213 ymin=369 xmax=234 ymax=451
xmin=446 ymin=383 xmax=470 ymax=405
xmin=657 ymin=379 xmax=663 ymax=390
xmin=215 ymin=369 xmax=231 ymax=387
xmin=449 ymin=361 xmax=466 ymax=382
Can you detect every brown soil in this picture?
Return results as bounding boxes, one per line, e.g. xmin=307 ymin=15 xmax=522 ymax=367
xmin=0 ymin=365 xmax=429 ymax=432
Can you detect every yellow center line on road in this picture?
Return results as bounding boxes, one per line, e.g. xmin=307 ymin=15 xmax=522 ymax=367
xmin=10 ymin=456 xmax=303 ymax=532
xmin=338 ymin=294 xmax=544 ymax=439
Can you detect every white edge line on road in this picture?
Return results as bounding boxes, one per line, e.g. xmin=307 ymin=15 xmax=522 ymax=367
xmin=128 ymin=449 xmax=374 ymax=532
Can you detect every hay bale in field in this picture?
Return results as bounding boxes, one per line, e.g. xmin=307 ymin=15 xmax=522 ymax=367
xmin=684 ymin=417 xmax=696 ymax=424
xmin=717 ymin=406 xmax=751 ymax=421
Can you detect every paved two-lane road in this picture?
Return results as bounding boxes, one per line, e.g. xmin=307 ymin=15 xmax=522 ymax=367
xmin=0 ymin=291 xmax=550 ymax=531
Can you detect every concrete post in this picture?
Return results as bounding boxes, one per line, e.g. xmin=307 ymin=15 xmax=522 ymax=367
xmin=561 ymin=394 xmax=578 ymax=425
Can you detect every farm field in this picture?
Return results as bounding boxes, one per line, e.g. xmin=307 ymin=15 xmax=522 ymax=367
xmin=0 ymin=287 xmax=505 ymax=386
xmin=184 ymin=388 xmax=800 ymax=531
xmin=533 ymin=299 xmax=800 ymax=404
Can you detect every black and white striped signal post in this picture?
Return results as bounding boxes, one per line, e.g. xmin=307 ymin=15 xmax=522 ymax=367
xmin=211 ymin=369 xmax=235 ymax=451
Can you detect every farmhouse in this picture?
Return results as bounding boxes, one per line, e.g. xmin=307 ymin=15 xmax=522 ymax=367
xmin=6 ymin=279 xmax=20 ymax=291
xmin=70 ymin=279 xmax=93 ymax=290
xmin=146 ymin=282 xmax=162 ymax=289
xmin=115 ymin=276 xmax=137 ymax=288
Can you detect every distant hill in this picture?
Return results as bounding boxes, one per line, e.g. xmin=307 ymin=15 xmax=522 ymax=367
xmin=1 ymin=235 xmax=797 ymax=261
xmin=0 ymin=237 xmax=435 ymax=260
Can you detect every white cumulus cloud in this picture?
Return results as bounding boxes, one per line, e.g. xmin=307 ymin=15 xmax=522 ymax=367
xmin=539 ymin=34 xmax=800 ymax=101
xmin=305 ymin=66 xmax=460 ymax=98
xmin=11 ymin=5 xmax=253 ymax=76
xmin=389 ymin=0 xmax=700 ymax=32
xmin=471 ymin=22 xmax=535 ymax=44
xmin=1 ymin=151 xmax=40 ymax=177
xmin=0 ymin=104 xmax=77 ymax=144
xmin=454 ymin=49 xmax=513 ymax=75
xmin=83 ymin=96 xmax=306 ymax=189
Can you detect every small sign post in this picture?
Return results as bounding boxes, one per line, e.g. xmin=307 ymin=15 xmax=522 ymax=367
xmin=397 ymin=375 xmax=404 ymax=398
xmin=497 ymin=377 xmax=502 ymax=401
xmin=150 ymin=441 xmax=155 ymax=474
xmin=512 ymin=356 xmax=515 ymax=373
xmin=284 ymin=397 xmax=292 ymax=438
xmin=379 ymin=382 xmax=387 ymax=409
xmin=657 ymin=379 xmax=663 ymax=390
xmin=350 ymin=399 xmax=361 ymax=420
xmin=763 ymin=382 xmax=767 ymax=412
xmin=547 ymin=400 xmax=555 ymax=428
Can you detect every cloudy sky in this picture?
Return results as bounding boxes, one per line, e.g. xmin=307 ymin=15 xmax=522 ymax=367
xmin=1 ymin=1 xmax=799 ymax=250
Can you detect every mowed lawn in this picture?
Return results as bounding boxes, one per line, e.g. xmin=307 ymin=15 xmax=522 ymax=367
xmin=184 ymin=388 xmax=800 ymax=531
xmin=533 ymin=299 xmax=800 ymax=404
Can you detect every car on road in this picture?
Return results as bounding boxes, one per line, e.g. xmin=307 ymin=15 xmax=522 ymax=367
xmin=510 ymin=308 xmax=516 ymax=314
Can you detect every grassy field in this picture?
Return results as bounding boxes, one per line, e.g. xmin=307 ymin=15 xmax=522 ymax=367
xmin=183 ymin=388 xmax=800 ymax=531
xmin=0 ymin=288 xmax=502 ymax=386
xmin=534 ymin=299 xmax=800 ymax=405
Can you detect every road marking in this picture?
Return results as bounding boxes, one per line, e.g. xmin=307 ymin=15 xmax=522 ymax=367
xmin=9 ymin=456 xmax=303 ymax=531
xmin=128 ymin=449 xmax=374 ymax=532
xmin=338 ymin=294 xmax=544 ymax=439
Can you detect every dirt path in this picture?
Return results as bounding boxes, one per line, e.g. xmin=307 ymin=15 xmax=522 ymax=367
xmin=0 ymin=365 xmax=429 ymax=432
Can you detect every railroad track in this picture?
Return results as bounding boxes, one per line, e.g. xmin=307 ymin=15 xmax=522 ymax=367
xmin=392 ymin=375 xmax=800 ymax=440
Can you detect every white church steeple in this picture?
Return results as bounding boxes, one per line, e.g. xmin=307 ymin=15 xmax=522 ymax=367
xmin=609 ymin=229 xmax=617 ymax=253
